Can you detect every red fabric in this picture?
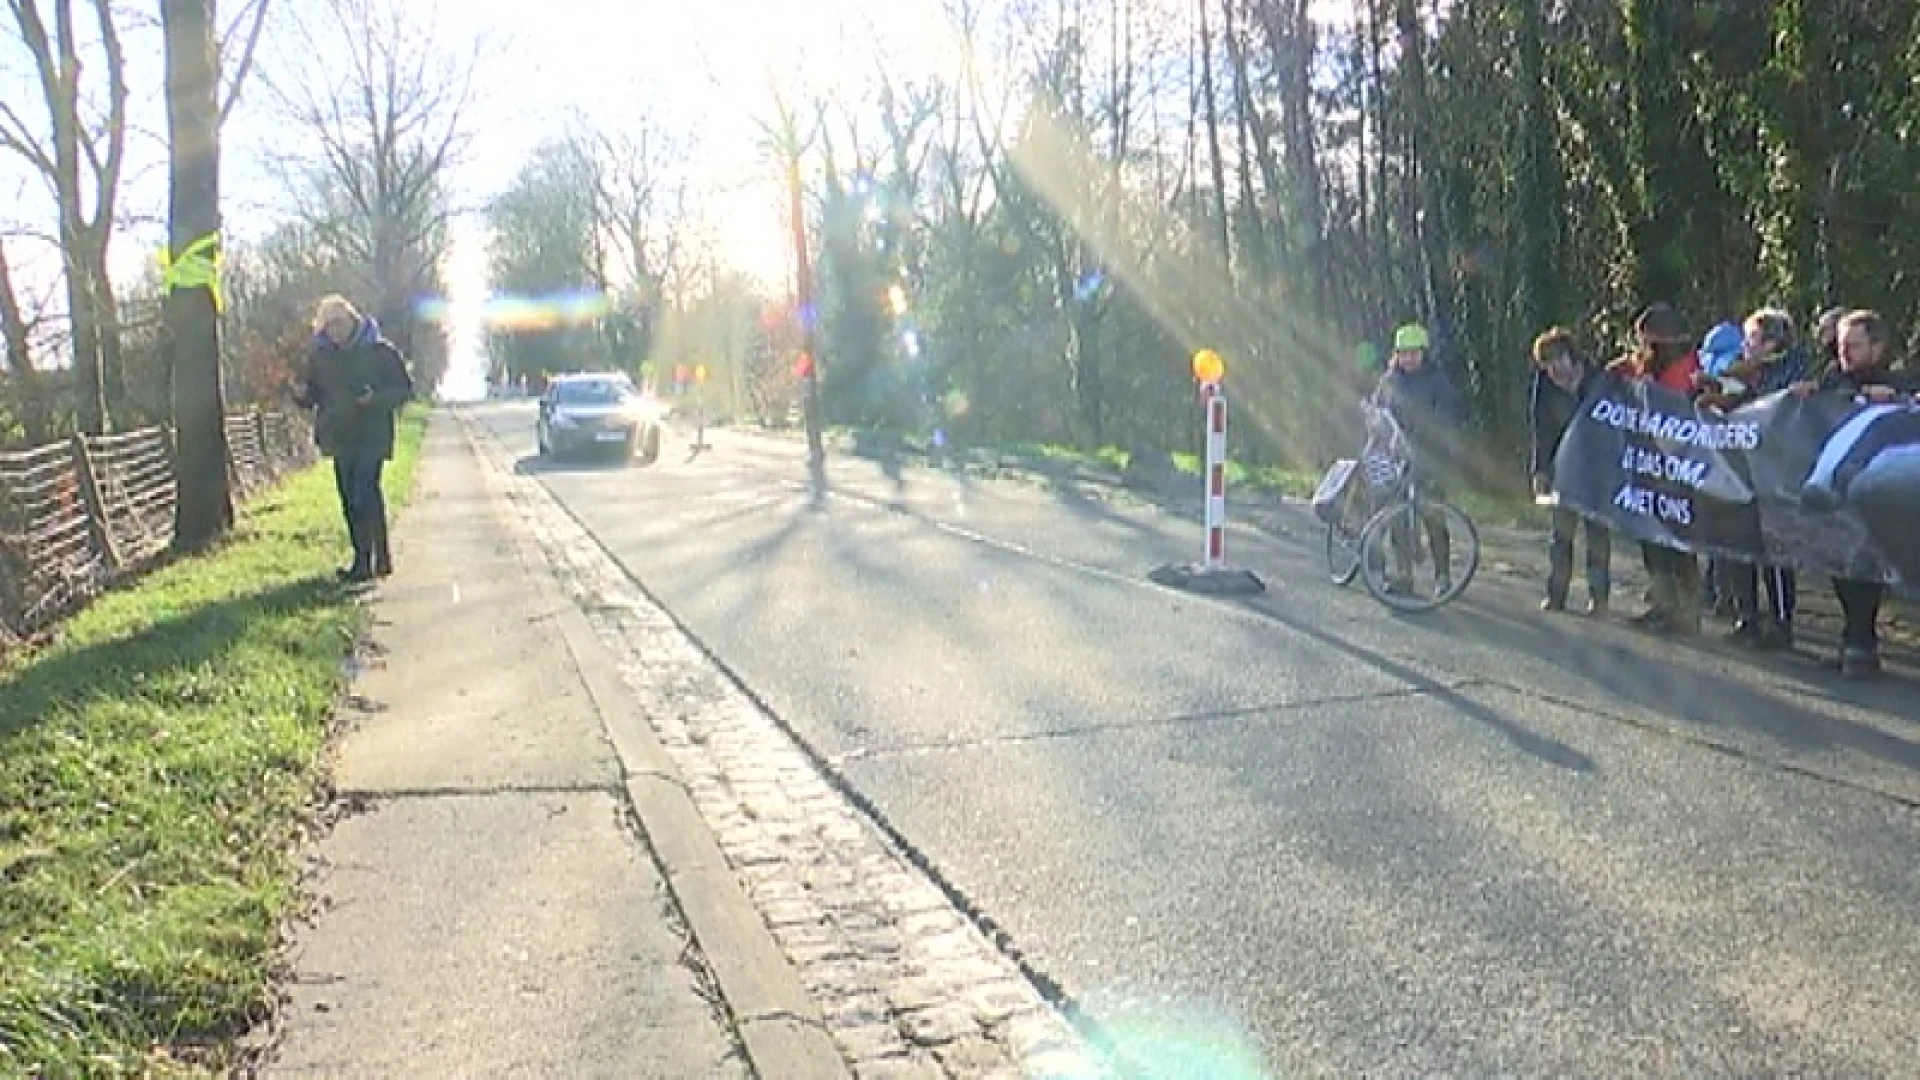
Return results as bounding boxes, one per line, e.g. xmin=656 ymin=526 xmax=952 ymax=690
xmin=1653 ymin=351 xmax=1701 ymax=394
xmin=1614 ymin=351 xmax=1701 ymax=395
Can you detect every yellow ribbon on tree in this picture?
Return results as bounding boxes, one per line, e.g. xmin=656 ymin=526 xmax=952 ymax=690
xmin=159 ymin=231 xmax=224 ymax=312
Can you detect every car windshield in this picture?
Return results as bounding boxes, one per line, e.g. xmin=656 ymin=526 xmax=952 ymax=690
xmin=552 ymin=379 xmax=631 ymax=406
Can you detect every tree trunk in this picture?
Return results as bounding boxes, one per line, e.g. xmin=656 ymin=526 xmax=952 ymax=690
xmin=1222 ymin=0 xmax=1267 ymax=280
xmin=61 ymin=240 xmax=107 ymax=436
xmin=1396 ymin=0 xmax=1448 ymax=329
xmin=1364 ymin=0 xmax=1392 ymax=325
xmin=164 ymin=0 xmax=232 ymax=553
xmin=1623 ymin=0 xmax=1689 ymax=303
xmin=1512 ymin=0 xmax=1561 ymax=331
xmin=1198 ymin=0 xmax=1232 ymax=271
xmin=0 ymin=244 xmax=49 ymax=444
xmin=1757 ymin=0 xmax=1826 ymax=316
xmin=92 ymin=244 xmax=128 ymax=422
xmin=1270 ymin=0 xmax=1324 ymax=309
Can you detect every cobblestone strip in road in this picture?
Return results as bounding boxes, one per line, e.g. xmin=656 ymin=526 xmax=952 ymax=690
xmin=458 ymin=413 xmax=1107 ymax=1079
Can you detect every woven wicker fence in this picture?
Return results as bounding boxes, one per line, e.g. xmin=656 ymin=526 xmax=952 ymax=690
xmin=0 ymin=411 xmax=316 ymax=650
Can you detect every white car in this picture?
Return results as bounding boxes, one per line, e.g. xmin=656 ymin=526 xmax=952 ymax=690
xmin=536 ymin=372 xmax=663 ymax=464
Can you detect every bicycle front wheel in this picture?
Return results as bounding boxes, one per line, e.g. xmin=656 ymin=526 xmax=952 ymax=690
xmin=1357 ymin=499 xmax=1481 ymax=613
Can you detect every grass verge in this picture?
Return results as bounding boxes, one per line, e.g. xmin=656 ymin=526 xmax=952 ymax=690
xmin=0 ymin=404 xmax=429 ymax=1077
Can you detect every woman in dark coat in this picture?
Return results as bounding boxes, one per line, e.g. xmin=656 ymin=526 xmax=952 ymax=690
xmin=296 ymin=295 xmax=414 ymax=582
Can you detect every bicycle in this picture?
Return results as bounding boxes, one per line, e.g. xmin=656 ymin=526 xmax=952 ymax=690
xmin=1356 ymin=462 xmax=1481 ymax=613
xmin=1313 ymin=399 xmax=1411 ymax=587
xmin=1313 ymin=459 xmax=1368 ymax=586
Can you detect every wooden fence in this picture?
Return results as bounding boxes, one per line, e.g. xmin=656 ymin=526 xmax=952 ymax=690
xmin=0 ymin=412 xmax=316 ymax=649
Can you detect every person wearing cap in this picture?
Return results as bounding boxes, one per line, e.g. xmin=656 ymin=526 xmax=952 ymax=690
xmin=1370 ymin=322 xmax=1463 ymax=596
xmin=1528 ymin=326 xmax=1610 ymax=614
xmin=1693 ymin=321 xmax=1748 ymax=403
xmin=1607 ymin=303 xmax=1704 ymax=633
xmin=1706 ymin=308 xmax=1812 ymax=649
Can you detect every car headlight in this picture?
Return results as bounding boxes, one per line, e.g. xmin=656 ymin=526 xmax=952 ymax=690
xmin=550 ymin=411 xmax=578 ymax=428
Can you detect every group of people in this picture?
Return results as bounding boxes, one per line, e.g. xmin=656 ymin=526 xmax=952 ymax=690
xmin=293 ymin=287 xmax=1909 ymax=677
xmin=1357 ymin=303 xmax=1912 ymax=678
xmin=1522 ymin=302 xmax=1914 ymax=678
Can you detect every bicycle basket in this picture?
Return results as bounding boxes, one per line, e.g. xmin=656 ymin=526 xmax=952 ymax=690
xmin=1312 ymin=459 xmax=1360 ymax=524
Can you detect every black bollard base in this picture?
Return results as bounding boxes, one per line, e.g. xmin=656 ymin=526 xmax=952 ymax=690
xmin=1148 ymin=562 xmax=1267 ymax=596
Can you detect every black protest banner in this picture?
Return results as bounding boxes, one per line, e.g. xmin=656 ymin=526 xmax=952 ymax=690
xmin=1551 ymin=374 xmax=1763 ymax=560
xmin=1744 ymin=392 xmax=1920 ymax=588
xmin=1553 ymin=374 xmax=1920 ymax=589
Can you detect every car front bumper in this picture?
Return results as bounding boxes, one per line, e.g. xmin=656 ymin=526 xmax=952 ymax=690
xmin=548 ymin=421 xmax=638 ymax=454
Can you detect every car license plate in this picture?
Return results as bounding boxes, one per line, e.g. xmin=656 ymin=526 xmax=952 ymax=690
xmin=595 ymin=430 xmax=628 ymax=443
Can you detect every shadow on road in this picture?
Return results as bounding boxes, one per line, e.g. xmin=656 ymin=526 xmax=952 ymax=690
xmin=513 ymin=453 xmax=638 ymax=476
xmin=1439 ymin=600 xmax=1920 ymax=775
xmin=0 ymin=576 xmax=341 ymax=746
xmin=1238 ymin=593 xmax=1600 ymax=774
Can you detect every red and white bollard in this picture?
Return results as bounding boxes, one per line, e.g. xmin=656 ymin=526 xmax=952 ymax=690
xmin=1203 ymin=384 xmax=1228 ymax=571
xmin=1149 ymin=349 xmax=1264 ymax=595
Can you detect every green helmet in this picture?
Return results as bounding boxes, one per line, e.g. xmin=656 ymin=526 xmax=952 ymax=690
xmin=1392 ymin=323 xmax=1431 ymax=352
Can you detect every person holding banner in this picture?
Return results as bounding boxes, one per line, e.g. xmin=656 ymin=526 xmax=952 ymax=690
xmin=1790 ymin=309 xmax=1917 ymax=677
xmin=1709 ymin=308 xmax=1813 ymax=649
xmin=1694 ymin=320 xmax=1747 ymax=618
xmin=1607 ymin=303 xmax=1705 ymax=634
xmin=1529 ymin=327 xmax=1610 ymax=614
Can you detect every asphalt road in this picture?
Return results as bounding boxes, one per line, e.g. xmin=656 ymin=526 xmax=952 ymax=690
xmin=471 ymin=401 xmax=1920 ymax=1076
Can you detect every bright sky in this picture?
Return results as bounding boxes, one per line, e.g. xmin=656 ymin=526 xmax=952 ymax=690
xmin=3 ymin=0 xmax=1355 ymax=396
xmin=413 ymin=0 xmax=964 ymax=394
xmin=433 ymin=0 xmax=961 ymax=286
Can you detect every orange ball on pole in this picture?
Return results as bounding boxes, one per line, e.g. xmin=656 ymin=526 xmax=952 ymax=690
xmin=1192 ymin=348 xmax=1225 ymax=385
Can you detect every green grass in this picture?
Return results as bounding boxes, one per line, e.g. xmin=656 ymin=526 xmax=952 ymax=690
xmin=0 ymin=405 xmax=429 ymax=1077
xmin=1166 ymin=451 xmax=1320 ymax=499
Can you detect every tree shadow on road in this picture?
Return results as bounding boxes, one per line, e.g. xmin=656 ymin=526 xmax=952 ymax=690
xmin=1234 ymin=593 xmax=1600 ymax=774
xmin=1426 ymin=598 xmax=1920 ymax=777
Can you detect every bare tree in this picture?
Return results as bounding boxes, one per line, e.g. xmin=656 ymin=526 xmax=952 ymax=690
xmin=587 ymin=113 xmax=690 ymax=368
xmin=754 ymin=84 xmax=827 ymax=463
xmin=218 ymin=0 xmax=275 ymax=128
xmin=1 ymin=0 xmax=128 ymax=433
xmin=0 ymin=238 xmax=36 ymax=377
xmin=872 ymin=70 xmax=943 ymax=285
xmin=1196 ymin=0 xmax=1230 ymax=270
xmin=0 ymin=235 xmax=52 ymax=443
xmin=264 ymin=0 xmax=476 ymax=383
